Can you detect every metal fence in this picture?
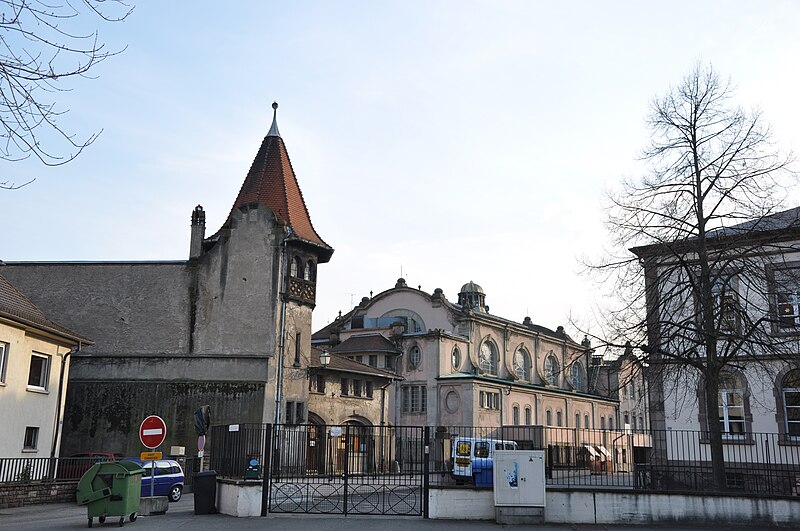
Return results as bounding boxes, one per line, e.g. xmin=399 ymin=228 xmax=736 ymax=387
xmin=0 ymin=456 xmax=114 ymax=484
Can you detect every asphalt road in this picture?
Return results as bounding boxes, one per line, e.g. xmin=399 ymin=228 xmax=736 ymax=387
xmin=0 ymin=494 xmax=779 ymax=530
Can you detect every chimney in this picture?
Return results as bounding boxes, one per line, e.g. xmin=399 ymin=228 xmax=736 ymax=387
xmin=190 ymin=205 xmax=206 ymax=259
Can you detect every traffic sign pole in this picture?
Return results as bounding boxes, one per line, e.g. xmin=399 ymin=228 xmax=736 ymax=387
xmin=139 ymin=415 xmax=167 ymax=498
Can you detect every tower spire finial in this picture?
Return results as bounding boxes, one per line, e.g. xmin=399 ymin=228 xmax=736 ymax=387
xmin=267 ymin=101 xmax=280 ymax=137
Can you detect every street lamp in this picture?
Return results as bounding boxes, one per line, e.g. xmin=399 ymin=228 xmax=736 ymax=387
xmin=320 ymin=349 xmax=331 ymax=367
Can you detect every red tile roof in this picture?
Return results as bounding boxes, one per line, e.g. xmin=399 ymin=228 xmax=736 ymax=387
xmin=229 ymin=129 xmax=333 ymax=261
xmin=0 ymin=272 xmax=91 ymax=344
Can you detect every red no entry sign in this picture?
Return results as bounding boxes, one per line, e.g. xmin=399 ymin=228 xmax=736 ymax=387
xmin=139 ymin=415 xmax=167 ymax=450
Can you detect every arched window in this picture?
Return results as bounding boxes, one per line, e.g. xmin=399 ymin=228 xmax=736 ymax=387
xmin=525 ymin=406 xmax=532 ymax=425
xmin=409 ymin=346 xmax=422 ymax=369
xmin=546 ymin=409 xmax=552 ymax=426
xmin=584 ymin=413 xmax=590 ymax=429
xmin=782 ymin=369 xmax=800 ymax=438
xmin=304 ymin=260 xmax=315 ymax=281
xmin=574 ymin=412 xmax=580 ymax=428
xmin=639 ymin=416 xmax=645 ymax=431
xmin=514 ymin=348 xmax=530 ymax=381
xmin=289 ymin=257 xmax=299 ymax=277
xmin=513 ymin=405 xmax=520 ymax=425
xmin=600 ymin=416 xmax=606 ymax=430
xmin=572 ymin=362 xmax=584 ymax=391
xmin=609 ymin=417 xmax=614 ymax=431
xmin=556 ymin=410 xmax=563 ymax=427
xmin=479 ymin=340 xmax=498 ymax=375
xmin=545 ymin=355 xmax=559 ymax=386
xmin=718 ymin=372 xmax=746 ymax=435
xmin=451 ymin=346 xmax=461 ymax=371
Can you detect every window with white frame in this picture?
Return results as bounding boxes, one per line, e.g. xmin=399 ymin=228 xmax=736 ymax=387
xmin=27 ymin=353 xmax=50 ymax=390
xmin=479 ymin=341 xmax=498 ymax=375
xmin=545 ymin=355 xmax=559 ymax=386
xmin=23 ymin=426 xmax=39 ymax=450
xmin=775 ymin=268 xmax=800 ymax=329
xmin=402 ymin=385 xmax=426 ymax=413
xmin=571 ymin=362 xmax=584 ymax=391
xmin=479 ymin=390 xmax=500 ymax=410
xmin=783 ymin=369 xmax=800 ymax=438
xmin=718 ymin=372 xmax=746 ymax=436
xmin=0 ymin=341 xmax=8 ymax=384
xmin=408 ymin=346 xmax=422 ymax=369
xmin=514 ymin=348 xmax=530 ymax=381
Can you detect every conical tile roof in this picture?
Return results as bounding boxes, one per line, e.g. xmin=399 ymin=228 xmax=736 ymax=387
xmin=228 ymin=104 xmax=333 ymax=261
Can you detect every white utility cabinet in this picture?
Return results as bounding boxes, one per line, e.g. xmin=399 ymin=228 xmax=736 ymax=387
xmin=492 ymin=450 xmax=546 ymax=507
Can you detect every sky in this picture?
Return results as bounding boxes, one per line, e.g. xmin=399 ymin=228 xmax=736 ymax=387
xmin=3 ymin=1 xmax=800 ymax=337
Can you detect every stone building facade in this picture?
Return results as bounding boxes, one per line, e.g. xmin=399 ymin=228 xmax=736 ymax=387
xmin=1 ymin=106 xmax=333 ymax=456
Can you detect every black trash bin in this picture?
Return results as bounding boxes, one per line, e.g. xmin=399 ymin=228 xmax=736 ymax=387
xmin=193 ymin=470 xmax=217 ymax=514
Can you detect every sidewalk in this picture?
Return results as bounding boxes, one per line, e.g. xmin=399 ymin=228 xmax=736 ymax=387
xmin=0 ymin=494 xmax=765 ymax=530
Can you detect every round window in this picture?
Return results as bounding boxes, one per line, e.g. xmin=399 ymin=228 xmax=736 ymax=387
xmin=409 ymin=346 xmax=422 ymax=368
xmin=451 ymin=347 xmax=461 ymax=370
xmin=445 ymin=390 xmax=461 ymax=413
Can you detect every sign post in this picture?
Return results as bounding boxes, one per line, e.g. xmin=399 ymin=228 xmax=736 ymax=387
xmin=139 ymin=415 xmax=167 ymax=498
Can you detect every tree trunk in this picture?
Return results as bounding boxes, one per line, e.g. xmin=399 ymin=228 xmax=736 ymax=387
xmin=704 ymin=369 xmax=727 ymax=490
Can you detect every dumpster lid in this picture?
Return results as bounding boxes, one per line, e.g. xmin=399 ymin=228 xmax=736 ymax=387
xmin=584 ymin=445 xmax=599 ymax=457
xmin=193 ymin=470 xmax=217 ymax=478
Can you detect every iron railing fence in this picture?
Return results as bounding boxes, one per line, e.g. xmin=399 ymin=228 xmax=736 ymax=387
xmin=210 ymin=423 xmax=428 ymax=481
xmin=208 ymin=424 xmax=800 ymax=497
xmin=0 ymin=456 xmax=115 ymax=484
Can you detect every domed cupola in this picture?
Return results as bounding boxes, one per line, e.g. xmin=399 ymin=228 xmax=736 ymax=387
xmin=458 ymin=280 xmax=487 ymax=312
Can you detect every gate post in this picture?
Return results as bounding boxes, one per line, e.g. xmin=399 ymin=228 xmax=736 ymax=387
xmin=343 ymin=424 xmax=350 ymax=516
xmin=423 ymin=425 xmax=430 ymax=518
xmin=260 ymin=423 xmax=273 ymax=517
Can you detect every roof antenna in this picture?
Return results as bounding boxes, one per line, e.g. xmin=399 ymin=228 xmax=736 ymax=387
xmin=267 ymin=101 xmax=280 ymax=137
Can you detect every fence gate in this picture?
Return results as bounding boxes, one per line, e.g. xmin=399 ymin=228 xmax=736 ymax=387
xmin=267 ymin=424 xmax=428 ymax=516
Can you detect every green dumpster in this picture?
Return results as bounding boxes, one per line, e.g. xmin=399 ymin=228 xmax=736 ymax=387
xmin=77 ymin=460 xmax=144 ymax=528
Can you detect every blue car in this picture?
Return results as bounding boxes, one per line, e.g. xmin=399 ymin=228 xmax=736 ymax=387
xmin=125 ymin=458 xmax=184 ymax=502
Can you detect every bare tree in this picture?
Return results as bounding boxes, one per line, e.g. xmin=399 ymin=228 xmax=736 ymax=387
xmin=589 ymin=63 xmax=797 ymax=490
xmin=0 ymin=0 xmax=132 ymax=188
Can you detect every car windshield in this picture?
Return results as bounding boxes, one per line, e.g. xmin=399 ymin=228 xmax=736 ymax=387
xmin=456 ymin=441 xmax=471 ymax=457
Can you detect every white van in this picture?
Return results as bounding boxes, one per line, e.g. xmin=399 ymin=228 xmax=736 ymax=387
xmin=450 ymin=437 xmax=518 ymax=483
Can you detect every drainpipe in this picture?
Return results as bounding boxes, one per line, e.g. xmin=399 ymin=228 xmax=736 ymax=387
xmin=51 ymin=343 xmax=80 ymax=459
xmin=274 ymin=227 xmax=292 ymax=426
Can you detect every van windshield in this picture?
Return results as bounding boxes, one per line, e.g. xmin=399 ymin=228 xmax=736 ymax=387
xmin=456 ymin=441 xmax=471 ymax=457
xmin=474 ymin=442 xmax=490 ymax=458
xmin=505 ymin=443 xmax=516 ymax=450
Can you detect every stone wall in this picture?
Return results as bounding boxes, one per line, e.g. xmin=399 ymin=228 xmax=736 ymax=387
xmin=0 ymin=481 xmax=77 ymax=509
xmin=1 ymin=262 xmax=192 ymax=355
xmin=62 ymin=380 xmax=266 ymax=456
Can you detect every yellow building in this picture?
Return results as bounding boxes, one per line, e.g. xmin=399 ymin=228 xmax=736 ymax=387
xmin=0 ymin=272 xmax=90 ymax=459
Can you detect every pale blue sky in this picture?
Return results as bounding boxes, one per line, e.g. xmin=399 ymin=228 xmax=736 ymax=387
xmin=3 ymin=1 xmax=800 ymax=334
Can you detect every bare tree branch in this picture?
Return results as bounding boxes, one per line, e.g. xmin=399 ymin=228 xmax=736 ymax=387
xmin=0 ymin=0 xmax=132 ymax=185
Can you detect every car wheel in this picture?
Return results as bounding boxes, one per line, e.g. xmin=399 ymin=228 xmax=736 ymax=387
xmin=169 ymin=484 xmax=182 ymax=502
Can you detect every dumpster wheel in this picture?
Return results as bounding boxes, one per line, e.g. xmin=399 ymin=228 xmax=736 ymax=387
xmin=87 ymin=517 xmax=92 ymax=528
xmin=98 ymin=516 xmax=106 ymax=523
xmin=118 ymin=516 xmax=124 ymax=526
xmin=129 ymin=512 xmax=137 ymax=522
